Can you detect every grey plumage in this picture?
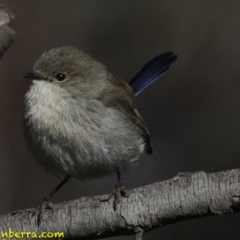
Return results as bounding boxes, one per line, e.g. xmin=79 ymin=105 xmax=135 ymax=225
xmin=24 ymin=46 xmax=151 ymax=180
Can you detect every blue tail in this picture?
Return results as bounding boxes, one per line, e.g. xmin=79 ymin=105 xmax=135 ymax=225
xmin=128 ymin=52 xmax=177 ymax=96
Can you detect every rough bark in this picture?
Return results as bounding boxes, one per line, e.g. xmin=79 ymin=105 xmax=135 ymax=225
xmin=0 ymin=4 xmax=16 ymax=60
xmin=1 ymin=169 xmax=240 ymax=239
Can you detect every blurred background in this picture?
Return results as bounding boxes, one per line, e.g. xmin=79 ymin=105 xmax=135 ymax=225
xmin=1 ymin=0 xmax=240 ymax=239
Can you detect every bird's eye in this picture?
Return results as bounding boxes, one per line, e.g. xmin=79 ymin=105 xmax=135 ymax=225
xmin=55 ymin=73 xmax=66 ymax=81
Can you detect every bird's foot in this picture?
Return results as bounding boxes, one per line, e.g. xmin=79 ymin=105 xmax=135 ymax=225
xmin=100 ymin=182 xmax=129 ymax=211
xmin=112 ymin=182 xmax=129 ymax=210
xmin=37 ymin=197 xmax=54 ymax=226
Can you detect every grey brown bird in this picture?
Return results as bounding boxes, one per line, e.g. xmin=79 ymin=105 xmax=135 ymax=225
xmin=22 ymin=46 xmax=177 ymax=212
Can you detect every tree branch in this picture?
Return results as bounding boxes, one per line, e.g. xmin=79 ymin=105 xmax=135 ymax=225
xmin=1 ymin=169 xmax=240 ymax=239
xmin=0 ymin=4 xmax=16 ymax=60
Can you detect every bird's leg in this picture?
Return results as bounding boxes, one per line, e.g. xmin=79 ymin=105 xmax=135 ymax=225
xmin=100 ymin=171 xmax=128 ymax=210
xmin=116 ymin=170 xmax=128 ymax=196
xmin=42 ymin=175 xmax=71 ymax=208
xmin=113 ymin=170 xmax=129 ymax=210
xmin=37 ymin=175 xmax=71 ymax=225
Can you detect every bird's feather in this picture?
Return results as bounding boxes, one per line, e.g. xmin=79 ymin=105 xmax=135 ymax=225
xmin=99 ymin=52 xmax=177 ymax=155
xmin=129 ymin=52 xmax=177 ymax=96
xmin=99 ymin=75 xmax=152 ymax=154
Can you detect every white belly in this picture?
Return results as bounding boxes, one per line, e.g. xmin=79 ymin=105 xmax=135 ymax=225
xmin=24 ymin=81 xmax=145 ymax=180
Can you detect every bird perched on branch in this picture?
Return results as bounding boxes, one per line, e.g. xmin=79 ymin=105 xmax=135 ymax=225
xmin=22 ymin=46 xmax=177 ymax=214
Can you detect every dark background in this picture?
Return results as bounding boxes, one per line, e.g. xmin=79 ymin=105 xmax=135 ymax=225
xmin=1 ymin=1 xmax=240 ymax=239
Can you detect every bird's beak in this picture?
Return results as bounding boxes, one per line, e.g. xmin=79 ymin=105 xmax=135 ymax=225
xmin=20 ymin=72 xmax=41 ymax=80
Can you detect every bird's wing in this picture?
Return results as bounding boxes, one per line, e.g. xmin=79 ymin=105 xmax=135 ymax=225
xmin=99 ymin=75 xmax=152 ymax=154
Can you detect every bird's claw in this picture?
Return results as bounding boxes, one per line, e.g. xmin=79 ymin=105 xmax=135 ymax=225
xmin=37 ymin=198 xmax=54 ymax=226
xmin=100 ymin=182 xmax=129 ymax=211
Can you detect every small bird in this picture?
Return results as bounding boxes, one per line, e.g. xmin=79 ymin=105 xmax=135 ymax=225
xmin=22 ymin=46 xmax=177 ymax=211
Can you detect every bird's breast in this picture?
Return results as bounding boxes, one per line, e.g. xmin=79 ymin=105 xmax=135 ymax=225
xmin=24 ymin=81 xmax=145 ymax=179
